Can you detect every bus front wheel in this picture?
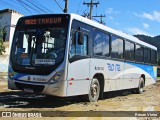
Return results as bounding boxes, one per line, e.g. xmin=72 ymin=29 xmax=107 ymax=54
xmin=88 ymin=78 xmax=100 ymax=102
xmin=135 ymin=77 xmax=145 ymax=94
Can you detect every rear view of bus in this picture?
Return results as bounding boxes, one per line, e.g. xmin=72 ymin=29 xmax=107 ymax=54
xmin=8 ymin=14 xmax=70 ymax=96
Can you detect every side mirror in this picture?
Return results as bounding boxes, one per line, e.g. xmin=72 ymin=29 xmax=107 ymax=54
xmin=78 ymin=32 xmax=84 ymax=45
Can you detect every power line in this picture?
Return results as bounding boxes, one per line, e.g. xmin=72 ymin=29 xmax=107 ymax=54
xmin=34 ymin=0 xmax=53 ymax=13
xmin=26 ymin=0 xmax=48 ymax=13
xmin=83 ymin=0 xmax=100 ymax=19
xmin=1 ymin=0 xmax=53 ymax=15
xmin=18 ymin=0 xmax=41 ymax=14
xmin=1 ymin=0 xmax=16 ymax=8
xmin=54 ymin=0 xmax=64 ymax=12
xmin=77 ymin=0 xmax=82 ymax=14
xmin=10 ymin=0 xmax=28 ymax=12
xmin=93 ymin=14 xmax=105 ymax=24
xmin=16 ymin=0 xmax=32 ymax=14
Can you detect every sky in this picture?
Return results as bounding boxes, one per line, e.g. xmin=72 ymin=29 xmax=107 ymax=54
xmin=0 ymin=0 xmax=160 ymax=37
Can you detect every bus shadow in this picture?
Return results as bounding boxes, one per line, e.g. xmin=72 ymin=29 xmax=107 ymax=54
xmin=0 ymin=89 xmax=145 ymax=108
xmin=103 ymin=89 xmax=145 ymax=99
xmin=0 ymin=91 xmax=87 ymax=108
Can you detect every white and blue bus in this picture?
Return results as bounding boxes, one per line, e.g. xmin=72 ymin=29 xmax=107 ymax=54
xmin=8 ymin=14 xmax=157 ymax=102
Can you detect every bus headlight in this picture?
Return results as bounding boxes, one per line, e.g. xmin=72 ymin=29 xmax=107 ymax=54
xmin=49 ymin=70 xmax=63 ymax=84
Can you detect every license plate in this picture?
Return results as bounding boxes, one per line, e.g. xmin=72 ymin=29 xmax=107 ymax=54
xmin=24 ymin=88 xmax=34 ymax=93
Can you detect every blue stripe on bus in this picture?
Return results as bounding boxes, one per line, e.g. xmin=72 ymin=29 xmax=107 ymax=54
xmin=126 ymin=62 xmax=157 ymax=80
xmin=14 ymin=73 xmax=27 ymax=79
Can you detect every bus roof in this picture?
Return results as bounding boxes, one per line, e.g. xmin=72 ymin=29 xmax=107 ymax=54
xmin=70 ymin=13 xmax=157 ymax=50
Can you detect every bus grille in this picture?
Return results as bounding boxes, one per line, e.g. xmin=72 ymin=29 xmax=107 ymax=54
xmin=15 ymin=82 xmax=45 ymax=93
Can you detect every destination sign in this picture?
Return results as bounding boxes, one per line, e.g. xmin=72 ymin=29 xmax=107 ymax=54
xmin=24 ymin=17 xmax=62 ymax=25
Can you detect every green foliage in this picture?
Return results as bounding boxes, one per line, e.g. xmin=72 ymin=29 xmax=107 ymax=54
xmin=0 ymin=26 xmax=6 ymax=55
xmin=0 ymin=38 xmax=5 ymax=55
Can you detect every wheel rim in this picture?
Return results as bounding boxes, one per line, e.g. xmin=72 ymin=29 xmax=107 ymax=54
xmin=91 ymin=83 xmax=98 ymax=98
xmin=139 ymin=81 xmax=144 ymax=93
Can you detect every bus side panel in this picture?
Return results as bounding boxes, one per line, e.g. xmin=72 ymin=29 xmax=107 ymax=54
xmin=66 ymin=59 xmax=91 ymax=96
xmin=124 ymin=62 xmax=156 ymax=88
xmin=123 ymin=63 xmax=141 ymax=89
xmin=90 ymin=59 xmax=125 ymax=92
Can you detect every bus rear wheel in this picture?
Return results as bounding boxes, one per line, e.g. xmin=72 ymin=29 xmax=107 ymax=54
xmin=88 ymin=78 xmax=100 ymax=102
xmin=135 ymin=77 xmax=145 ymax=94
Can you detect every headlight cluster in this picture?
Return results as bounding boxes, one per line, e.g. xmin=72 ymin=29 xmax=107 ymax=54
xmin=49 ymin=70 xmax=63 ymax=84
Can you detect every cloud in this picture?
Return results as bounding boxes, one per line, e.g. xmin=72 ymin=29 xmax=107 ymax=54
xmin=106 ymin=8 xmax=120 ymax=14
xmin=106 ymin=8 xmax=113 ymax=14
xmin=106 ymin=8 xmax=120 ymax=21
xmin=128 ymin=27 xmax=153 ymax=36
xmin=143 ymin=23 xmax=149 ymax=29
xmin=108 ymin=16 xmax=113 ymax=20
xmin=134 ymin=11 xmax=160 ymax=22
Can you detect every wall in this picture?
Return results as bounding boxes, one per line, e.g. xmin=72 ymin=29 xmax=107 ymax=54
xmin=0 ymin=12 xmax=11 ymax=41
xmin=10 ymin=11 xmax=23 ymax=50
xmin=0 ymin=42 xmax=9 ymax=73
xmin=0 ymin=54 xmax=9 ymax=73
xmin=0 ymin=10 xmax=23 ymax=74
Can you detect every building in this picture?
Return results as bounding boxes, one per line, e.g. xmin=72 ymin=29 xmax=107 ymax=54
xmin=0 ymin=9 xmax=24 ymax=49
xmin=0 ymin=9 xmax=23 ymax=73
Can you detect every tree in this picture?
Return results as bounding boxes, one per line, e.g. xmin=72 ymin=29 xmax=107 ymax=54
xmin=0 ymin=39 xmax=5 ymax=55
xmin=0 ymin=26 xmax=6 ymax=55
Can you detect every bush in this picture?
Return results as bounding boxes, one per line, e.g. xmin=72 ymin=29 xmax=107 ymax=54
xmin=0 ymin=38 xmax=5 ymax=55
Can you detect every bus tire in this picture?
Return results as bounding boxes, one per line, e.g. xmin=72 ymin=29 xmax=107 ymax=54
xmin=135 ymin=77 xmax=144 ymax=94
xmin=87 ymin=78 xmax=100 ymax=102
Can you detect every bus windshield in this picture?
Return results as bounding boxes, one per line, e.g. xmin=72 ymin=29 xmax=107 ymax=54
xmin=11 ymin=27 xmax=67 ymax=67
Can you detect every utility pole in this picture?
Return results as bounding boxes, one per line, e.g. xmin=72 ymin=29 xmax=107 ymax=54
xmin=64 ymin=0 xmax=68 ymax=13
xmin=93 ymin=14 xmax=105 ymax=24
xmin=83 ymin=0 xmax=100 ymax=20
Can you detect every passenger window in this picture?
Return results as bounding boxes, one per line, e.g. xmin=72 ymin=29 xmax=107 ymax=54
xmin=94 ymin=30 xmax=103 ymax=56
xmin=93 ymin=29 xmax=110 ymax=57
xmin=135 ymin=44 xmax=144 ymax=63
xmin=111 ymin=36 xmax=124 ymax=59
xmin=70 ymin=30 xmax=88 ymax=57
xmin=125 ymin=41 xmax=135 ymax=61
xmin=151 ymin=50 xmax=157 ymax=65
xmin=144 ymin=48 xmax=151 ymax=64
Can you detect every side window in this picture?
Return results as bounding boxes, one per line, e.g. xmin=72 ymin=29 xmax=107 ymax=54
xmin=94 ymin=30 xmax=103 ymax=56
xmin=111 ymin=36 xmax=124 ymax=59
xmin=135 ymin=44 xmax=144 ymax=63
xmin=118 ymin=38 xmax=124 ymax=59
xmin=83 ymin=34 xmax=88 ymax=55
xmin=93 ymin=29 xmax=110 ymax=57
xmin=151 ymin=50 xmax=157 ymax=65
xmin=144 ymin=47 xmax=151 ymax=64
xmin=125 ymin=41 xmax=135 ymax=61
xmin=70 ymin=30 xmax=88 ymax=57
xmin=70 ymin=30 xmax=76 ymax=56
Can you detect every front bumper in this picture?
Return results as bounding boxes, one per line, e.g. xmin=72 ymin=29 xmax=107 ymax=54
xmin=8 ymin=78 xmax=67 ymax=97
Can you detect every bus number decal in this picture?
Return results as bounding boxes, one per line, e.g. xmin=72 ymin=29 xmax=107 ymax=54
xmin=107 ymin=63 xmax=121 ymax=71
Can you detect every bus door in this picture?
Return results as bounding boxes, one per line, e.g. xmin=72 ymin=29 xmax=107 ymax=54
xmin=67 ymin=20 xmax=91 ymax=96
